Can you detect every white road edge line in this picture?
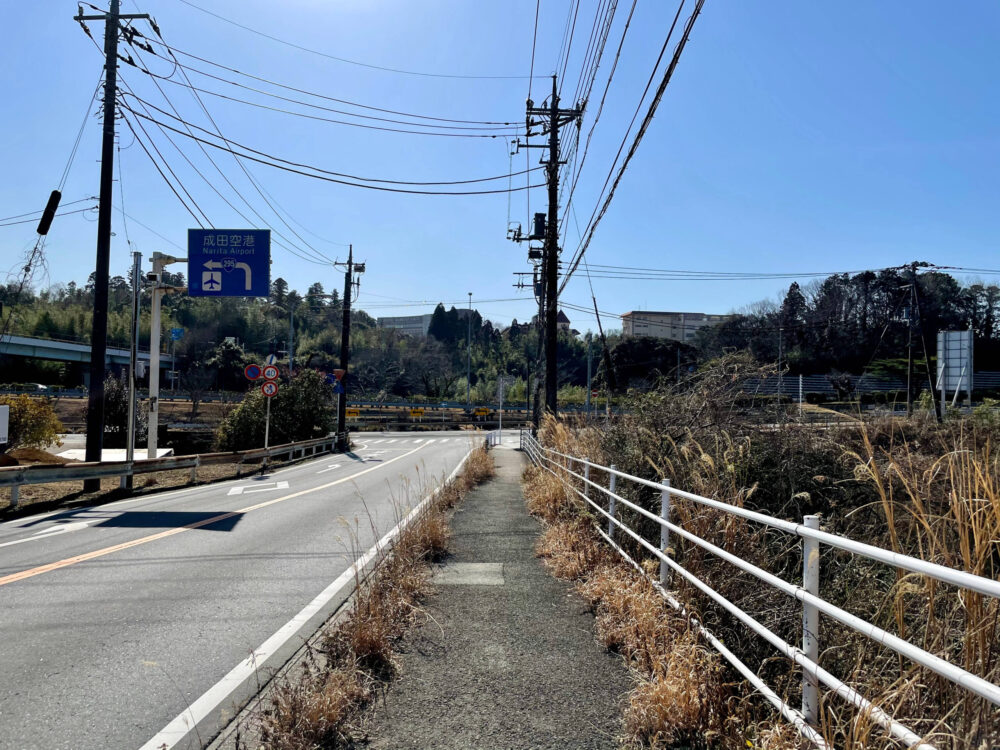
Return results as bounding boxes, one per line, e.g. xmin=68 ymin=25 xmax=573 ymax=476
xmin=137 ymin=441 xmax=479 ymax=750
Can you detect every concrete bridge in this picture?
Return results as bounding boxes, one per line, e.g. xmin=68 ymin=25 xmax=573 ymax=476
xmin=0 ymin=334 xmax=174 ymax=386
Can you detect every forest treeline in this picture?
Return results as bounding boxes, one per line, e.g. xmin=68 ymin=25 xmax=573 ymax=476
xmin=2 ymin=267 xmax=999 ymax=401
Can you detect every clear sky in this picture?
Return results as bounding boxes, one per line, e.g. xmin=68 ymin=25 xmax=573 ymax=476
xmin=3 ymin=1 xmax=1000 ymax=334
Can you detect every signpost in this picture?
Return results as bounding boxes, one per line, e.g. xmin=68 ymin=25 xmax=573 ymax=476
xmin=937 ymin=329 xmax=974 ymax=407
xmin=169 ymin=327 xmax=183 ymax=391
xmin=246 ymin=360 xmax=280 ymax=453
xmin=0 ymin=404 xmax=9 ymax=446
xmin=187 ymin=229 xmax=271 ymax=297
xmin=345 ymin=408 xmax=360 ymax=419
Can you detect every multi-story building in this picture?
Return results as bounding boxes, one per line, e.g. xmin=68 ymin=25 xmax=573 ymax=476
xmin=621 ymin=310 xmax=732 ymax=342
xmin=377 ymin=313 xmax=435 ymax=337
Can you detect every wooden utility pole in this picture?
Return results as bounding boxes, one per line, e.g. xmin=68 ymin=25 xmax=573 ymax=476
xmin=74 ymin=1 xmax=148 ymax=488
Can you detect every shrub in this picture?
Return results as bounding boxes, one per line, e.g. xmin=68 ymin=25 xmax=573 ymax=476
xmin=215 ymin=369 xmax=335 ymax=451
xmin=0 ymin=394 xmax=63 ymax=450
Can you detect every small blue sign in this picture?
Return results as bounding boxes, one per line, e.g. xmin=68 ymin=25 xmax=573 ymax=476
xmin=170 ymin=327 xmax=184 ymax=341
xmin=188 ymin=229 xmax=270 ymax=297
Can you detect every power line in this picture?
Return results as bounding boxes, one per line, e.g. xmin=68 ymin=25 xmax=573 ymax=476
xmin=120 ymin=105 xmax=548 ymax=196
xmin=0 ymin=206 xmax=97 ymax=228
xmin=170 ymin=0 xmax=534 ymax=80
xmin=137 ymin=35 xmax=523 ymax=127
xmin=561 ymin=0 xmax=706 ymax=295
xmin=0 ymin=198 xmax=97 ymax=224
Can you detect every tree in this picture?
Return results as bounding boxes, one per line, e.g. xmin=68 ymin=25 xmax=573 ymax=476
xmin=270 ymin=277 xmax=289 ymax=305
xmin=215 ymin=369 xmax=335 ymax=451
xmin=207 ymin=339 xmax=251 ymax=391
xmin=0 ymin=395 xmax=62 ymax=451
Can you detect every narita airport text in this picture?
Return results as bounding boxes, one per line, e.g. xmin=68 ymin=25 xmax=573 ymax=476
xmin=201 ymin=233 xmax=258 ymax=248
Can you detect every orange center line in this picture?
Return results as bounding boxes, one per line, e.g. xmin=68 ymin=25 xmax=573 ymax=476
xmin=0 ymin=443 xmax=428 ymax=588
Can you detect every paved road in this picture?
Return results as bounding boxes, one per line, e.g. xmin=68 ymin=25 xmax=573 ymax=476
xmin=0 ymin=432 xmax=478 ymax=750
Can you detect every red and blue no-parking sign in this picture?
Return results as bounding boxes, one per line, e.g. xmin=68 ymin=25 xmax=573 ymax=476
xmin=244 ymin=364 xmax=262 ymax=381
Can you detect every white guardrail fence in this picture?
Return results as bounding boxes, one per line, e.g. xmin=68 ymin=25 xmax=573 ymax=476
xmin=0 ymin=434 xmax=341 ymax=511
xmin=520 ymin=430 xmax=1000 ymax=750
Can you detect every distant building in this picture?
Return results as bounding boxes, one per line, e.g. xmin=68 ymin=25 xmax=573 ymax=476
xmin=530 ymin=310 xmax=579 ymax=336
xmin=377 ymin=313 xmax=435 ymax=337
xmin=621 ymin=311 xmax=732 ymax=342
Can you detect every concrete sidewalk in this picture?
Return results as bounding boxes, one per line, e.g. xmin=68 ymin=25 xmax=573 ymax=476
xmin=364 ymin=446 xmax=630 ymax=749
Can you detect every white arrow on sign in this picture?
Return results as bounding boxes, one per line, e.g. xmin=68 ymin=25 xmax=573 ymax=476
xmin=316 ymin=463 xmax=342 ymax=474
xmin=0 ymin=520 xmax=94 ymax=549
xmin=227 ymin=480 xmax=289 ymax=496
xmin=204 ymin=260 xmax=253 ymax=290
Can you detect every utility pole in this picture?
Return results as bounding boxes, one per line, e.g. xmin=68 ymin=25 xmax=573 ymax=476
xmin=122 ymin=251 xmax=141 ymax=490
xmin=467 ymin=292 xmax=472 ymax=407
xmin=585 ymin=336 xmax=592 ymax=418
xmin=147 ymin=253 xmax=185 ymax=459
xmin=288 ymin=306 xmax=294 ymax=374
xmin=513 ymin=74 xmax=582 ymax=422
xmin=336 ymin=247 xmax=363 ymax=447
xmin=75 ymin=1 xmax=148 ymax=487
xmin=906 ymin=268 xmax=915 ymax=417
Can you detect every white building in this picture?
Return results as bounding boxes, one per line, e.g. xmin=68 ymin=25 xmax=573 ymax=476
xmin=621 ymin=311 xmax=732 ymax=342
xmin=377 ymin=313 xmax=435 ymax=337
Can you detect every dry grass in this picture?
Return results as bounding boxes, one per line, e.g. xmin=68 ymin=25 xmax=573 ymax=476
xmin=244 ymin=444 xmax=494 ymax=749
xmin=531 ymin=399 xmax=1000 ymax=748
xmin=523 ymin=444 xmax=736 ymax=748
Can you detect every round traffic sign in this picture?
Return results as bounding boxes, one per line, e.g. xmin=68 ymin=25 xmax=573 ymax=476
xmin=262 ymin=365 xmax=280 ymax=381
xmin=261 ymin=381 xmax=279 ymax=398
xmin=265 ymin=354 xmax=278 ymax=366
xmin=244 ymin=364 xmax=262 ymax=381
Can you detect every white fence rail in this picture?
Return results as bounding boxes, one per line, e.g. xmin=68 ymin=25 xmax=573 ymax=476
xmin=519 ymin=431 xmax=1000 ymax=749
xmin=0 ymin=435 xmax=340 ymax=510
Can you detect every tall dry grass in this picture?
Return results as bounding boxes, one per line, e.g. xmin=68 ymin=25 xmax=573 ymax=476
xmin=531 ymin=383 xmax=1000 ymax=749
xmin=243 ymin=444 xmax=495 ymax=749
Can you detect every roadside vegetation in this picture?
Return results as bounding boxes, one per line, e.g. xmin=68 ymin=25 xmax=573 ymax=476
xmin=524 ymin=354 xmax=999 ymax=749
xmin=236 ymin=444 xmax=495 ymax=749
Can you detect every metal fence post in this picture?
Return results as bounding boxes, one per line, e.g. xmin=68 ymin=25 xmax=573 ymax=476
xmin=10 ymin=485 xmax=19 ymax=510
xmin=802 ymin=514 xmax=821 ymax=725
xmin=583 ymin=461 xmax=590 ymax=500
xmin=608 ymin=465 xmax=617 ymax=539
xmin=190 ymin=456 xmax=199 ymax=484
xmin=660 ymin=479 xmax=671 ymax=587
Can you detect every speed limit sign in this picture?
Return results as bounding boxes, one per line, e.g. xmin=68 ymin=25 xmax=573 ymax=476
xmin=261 ymin=381 xmax=279 ymax=398
xmin=262 ymin=365 xmax=280 ymax=381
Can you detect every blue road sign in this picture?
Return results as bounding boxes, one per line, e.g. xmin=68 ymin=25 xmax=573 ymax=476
xmin=188 ymin=229 xmax=270 ymax=297
xmin=170 ymin=327 xmax=184 ymax=341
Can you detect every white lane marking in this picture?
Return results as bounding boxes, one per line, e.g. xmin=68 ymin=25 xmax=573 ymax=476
xmin=386 ymin=439 xmax=398 ymax=443
xmin=0 ymin=520 xmax=95 ymax=549
xmin=315 ymin=464 xmax=342 ymax=475
xmin=226 ymin=480 xmax=289 ymax=497
xmin=412 ymin=438 xmax=424 ymax=443
xmin=369 ymin=439 xmax=385 ymax=444
xmin=139 ymin=442 xmax=475 ymax=750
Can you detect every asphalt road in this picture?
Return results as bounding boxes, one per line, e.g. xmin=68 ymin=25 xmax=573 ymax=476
xmin=0 ymin=431 xmax=478 ymax=750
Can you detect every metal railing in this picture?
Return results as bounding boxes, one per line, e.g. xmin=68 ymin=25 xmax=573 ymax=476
xmin=519 ymin=431 xmax=1000 ymax=750
xmin=0 ymin=435 xmax=340 ymax=510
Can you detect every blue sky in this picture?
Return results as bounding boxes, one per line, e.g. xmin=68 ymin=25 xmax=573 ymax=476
xmin=3 ymin=1 xmax=1000 ymax=333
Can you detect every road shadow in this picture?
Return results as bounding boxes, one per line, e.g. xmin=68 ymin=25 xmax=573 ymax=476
xmin=92 ymin=510 xmax=243 ymax=532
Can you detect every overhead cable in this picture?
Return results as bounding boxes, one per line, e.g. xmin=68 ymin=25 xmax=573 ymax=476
xmin=172 ymin=0 xmax=533 ymax=80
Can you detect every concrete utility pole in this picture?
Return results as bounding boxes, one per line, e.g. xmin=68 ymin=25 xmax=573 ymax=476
xmin=122 ymin=251 xmax=141 ymax=489
xmin=515 ymin=74 xmax=582 ymax=423
xmin=75 ymin=1 xmax=148 ymax=485
xmin=335 ymin=247 xmax=363 ymax=446
xmin=147 ymin=253 xmax=185 ymax=459
xmin=467 ymin=292 xmax=472 ymax=407
xmin=585 ymin=336 xmax=592 ymax=417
